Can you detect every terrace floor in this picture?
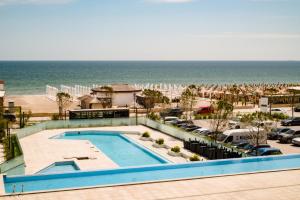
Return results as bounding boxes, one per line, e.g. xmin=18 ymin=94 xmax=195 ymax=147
xmin=1 ymin=169 xmax=300 ymax=199
xmin=18 ymin=125 xmax=195 ymax=175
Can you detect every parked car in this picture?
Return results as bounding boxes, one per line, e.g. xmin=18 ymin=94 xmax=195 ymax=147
xmin=281 ymin=117 xmax=300 ymax=126
xmin=228 ymin=120 xmax=241 ymax=129
xmin=192 ymin=128 xmax=211 ymax=135
xmin=164 ymin=116 xmax=179 ymax=124
xmin=194 ymin=106 xmax=214 ymax=115
xmin=292 ymin=137 xmax=300 ymax=146
xmin=271 ymin=108 xmax=286 ymax=114
xmin=294 ymin=104 xmax=300 ymax=112
xmin=183 ymin=125 xmax=200 ymax=132
xmin=3 ymin=113 xmax=16 ymax=122
xmin=278 ymin=130 xmax=300 ymax=143
xmin=171 ymin=119 xmax=193 ymax=126
xmin=217 ymin=128 xmax=267 ymax=144
xmin=232 ymin=141 xmax=249 ymax=149
xmin=160 ymin=108 xmax=183 ymax=117
xmin=267 ymin=128 xmax=291 ymax=140
xmin=247 ymin=144 xmax=271 ymax=153
xmin=248 ymin=148 xmax=282 ymax=156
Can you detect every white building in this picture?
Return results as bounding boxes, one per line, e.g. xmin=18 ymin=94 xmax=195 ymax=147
xmin=79 ymin=84 xmax=141 ymax=109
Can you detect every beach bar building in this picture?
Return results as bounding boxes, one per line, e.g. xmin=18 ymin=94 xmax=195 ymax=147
xmin=79 ymin=84 xmax=141 ymax=109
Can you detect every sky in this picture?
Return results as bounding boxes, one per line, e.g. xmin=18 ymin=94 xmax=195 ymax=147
xmin=0 ymin=0 xmax=300 ymax=60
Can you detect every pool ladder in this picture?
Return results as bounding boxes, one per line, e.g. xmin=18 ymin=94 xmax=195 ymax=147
xmin=12 ymin=184 xmax=24 ymax=193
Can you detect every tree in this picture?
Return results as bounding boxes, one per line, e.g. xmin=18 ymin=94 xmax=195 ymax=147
xmin=142 ymin=89 xmax=169 ymax=114
xmin=210 ymin=100 xmax=234 ymax=141
xmin=56 ymin=92 xmax=72 ymax=120
xmin=240 ymin=112 xmax=273 ymax=154
xmin=180 ymin=85 xmax=197 ymax=120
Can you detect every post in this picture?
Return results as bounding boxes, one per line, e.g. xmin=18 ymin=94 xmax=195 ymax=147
xmin=269 ymin=95 xmax=272 ymax=115
xmin=292 ymin=92 xmax=295 ymax=118
xmin=134 ymin=93 xmax=137 ymax=125
xmin=19 ymin=106 xmax=22 ymax=128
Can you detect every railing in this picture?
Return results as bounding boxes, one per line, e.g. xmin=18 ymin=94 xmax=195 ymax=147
xmin=1 ymin=118 xmax=138 ymax=175
xmin=0 ymin=156 xmax=25 ymax=175
xmin=1 ymin=117 xmax=245 ymax=175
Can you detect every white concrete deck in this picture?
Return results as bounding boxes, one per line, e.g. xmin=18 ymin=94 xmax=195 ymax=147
xmin=19 ymin=125 xmax=194 ymax=175
xmin=1 ymin=169 xmax=300 ymax=199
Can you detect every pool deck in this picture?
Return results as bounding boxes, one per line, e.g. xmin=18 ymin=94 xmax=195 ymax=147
xmin=18 ymin=125 xmax=195 ymax=175
xmin=1 ymin=169 xmax=300 ymax=199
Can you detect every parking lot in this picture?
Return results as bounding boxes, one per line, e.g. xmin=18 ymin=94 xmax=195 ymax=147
xmin=193 ymin=119 xmax=300 ymax=155
xmin=267 ymin=125 xmax=300 ymax=154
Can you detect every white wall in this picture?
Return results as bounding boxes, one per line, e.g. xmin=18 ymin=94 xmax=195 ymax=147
xmin=112 ymin=93 xmax=135 ymax=107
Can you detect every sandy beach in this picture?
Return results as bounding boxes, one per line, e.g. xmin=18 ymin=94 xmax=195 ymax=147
xmin=4 ymin=95 xmax=79 ymax=114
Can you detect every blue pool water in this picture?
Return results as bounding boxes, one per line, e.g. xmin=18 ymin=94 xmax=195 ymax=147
xmin=36 ymin=161 xmax=80 ymax=174
xmin=56 ymin=131 xmax=168 ymax=167
xmin=4 ymin=154 xmax=300 ymax=194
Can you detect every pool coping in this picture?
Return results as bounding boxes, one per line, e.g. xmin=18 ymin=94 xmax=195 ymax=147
xmin=2 ymin=153 xmax=300 ymax=196
xmin=2 ymin=166 xmax=300 ymax=196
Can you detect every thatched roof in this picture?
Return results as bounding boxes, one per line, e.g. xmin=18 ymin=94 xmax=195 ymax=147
xmin=92 ymin=84 xmax=141 ymax=93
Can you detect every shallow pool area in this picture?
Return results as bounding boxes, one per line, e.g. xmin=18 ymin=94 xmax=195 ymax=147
xmin=4 ymin=154 xmax=300 ymax=194
xmin=56 ymin=131 xmax=168 ymax=167
xmin=35 ymin=161 xmax=80 ymax=175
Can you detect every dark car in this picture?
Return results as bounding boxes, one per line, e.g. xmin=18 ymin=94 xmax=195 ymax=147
xmin=248 ymin=148 xmax=282 ymax=156
xmin=281 ymin=117 xmax=300 ymax=126
xmin=160 ymin=108 xmax=183 ymax=118
xmin=232 ymin=141 xmax=249 ymax=149
xmin=250 ymin=144 xmax=271 ymax=151
xmin=173 ymin=120 xmax=193 ymax=127
xmin=267 ymin=128 xmax=291 ymax=140
xmin=279 ymin=130 xmax=300 ymax=143
xmin=183 ymin=125 xmax=200 ymax=132
xmin=294 ymin=104 xmax=300 ymax=112
xmin=3 ymin=113 xmax=16 ymax=122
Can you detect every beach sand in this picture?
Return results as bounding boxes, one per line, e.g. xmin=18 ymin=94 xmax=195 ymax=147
xmin=4 ymin=95 xmax=79 ymax=114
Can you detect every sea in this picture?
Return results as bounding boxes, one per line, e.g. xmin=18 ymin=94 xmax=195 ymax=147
xmin=0 ymin=61 xmax=300 ymax=95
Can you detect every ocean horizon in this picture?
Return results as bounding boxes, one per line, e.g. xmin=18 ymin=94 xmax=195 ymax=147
xmin=0 ymin=61 xmax=300 ymax=95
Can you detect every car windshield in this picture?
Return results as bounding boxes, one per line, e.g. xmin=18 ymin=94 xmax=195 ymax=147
xmin=286 ymin=130 xmax=295 ymax=134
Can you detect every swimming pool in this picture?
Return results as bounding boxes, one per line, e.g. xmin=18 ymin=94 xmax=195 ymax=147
xmin=35 ymin=161 xmax=80 ymax=174
xmin=56 ymin=131 xmax=168 ymax=167
xmin=4 ymin=154 xmax=300 ymax=194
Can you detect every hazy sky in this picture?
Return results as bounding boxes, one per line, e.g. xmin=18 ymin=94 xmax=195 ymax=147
xmin=0 ymin=0 xmax=300 ymax=60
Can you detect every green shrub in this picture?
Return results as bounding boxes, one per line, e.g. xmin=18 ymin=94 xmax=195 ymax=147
xmin=51 ymin=113 xmax=59 ymax=120
xmin=142 ymin=131 xmax=150 ymax=138
xmin=147 ymin=112 xmax=160 ymax=121
xmin=3 ymin=135 xmax=22 ymax=160
xmin=189 ymin=154 xmax=200 ymax=161
xmin=155 ymin=138 xmax=164 ymax=145
xmin=271 ymin=112 xmax=289 ymax=120
xmin=171 ymin=146 xmax=180 ymax=153
xmin=194 ymin=115 xmax=203 ymax=120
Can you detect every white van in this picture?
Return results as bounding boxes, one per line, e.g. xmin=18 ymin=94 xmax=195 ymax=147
xmin=217 ymin=128 xmax=266 ymax=144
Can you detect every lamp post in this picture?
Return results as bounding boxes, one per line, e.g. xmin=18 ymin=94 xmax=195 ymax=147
xmin=134 ymin=93 xmax=138 ymax=125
